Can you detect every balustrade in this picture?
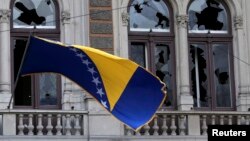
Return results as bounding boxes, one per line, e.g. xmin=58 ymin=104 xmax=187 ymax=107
xmin=0 ymin=110 xmax=87 ymax=136
xmin=0 ymin=110 xmax=250 ymax=137
xmin=125 ymin=111 xmax=250 ymax=136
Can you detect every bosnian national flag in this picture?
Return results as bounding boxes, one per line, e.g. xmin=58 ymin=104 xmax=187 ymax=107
xmin=20 ymin=36 xmax=166 ymax=130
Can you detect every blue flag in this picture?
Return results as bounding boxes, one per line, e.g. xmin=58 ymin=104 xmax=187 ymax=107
xmin=20 ymin=36 xmax=167 ymax=130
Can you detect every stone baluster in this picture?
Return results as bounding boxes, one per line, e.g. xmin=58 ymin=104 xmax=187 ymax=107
xmin=55 ymin=114 xmax=62 ymax=135
xmin=161 ymin=115 xmax=168 ymax=136
xmin=46 ymin=114 xmax=53 ymax=135
xmin=211 ymin=115 xmax=216 ymax=125
xmin=228 ymin=115 xmax=233 ymax=125
xmin=153 ymin=117 xmax=159 ymax=136
xmin=179 ymin=115 xmax=186 ymax=135
xmin=201 ymin=115 xmax=207 ymax=135
xmin=237 ymin=115 xmax=242 ymax=125
xmin=135 ymin=129 xmax=141 ymax=136
xmin=219 ymin=115 xmax=224 ymax=125
xmin=125 ymin=125 xmax=133 ymax=136
xmin=75 ymin=114 xmax=81 ymax=135
xmin=17 ymin=114 xmax=24 ymax=135
xmin=65 ymin=114 xmax=71 ymax=135
xmin=27 ymin=114 xmax=34 ymax=135
xmin=170 ymin=115 xmax=176 ymax=135
xmin=144 ymin=123 xmax=150 ymax=136
xmin=37 ymin=114 xmax=43 ymax=135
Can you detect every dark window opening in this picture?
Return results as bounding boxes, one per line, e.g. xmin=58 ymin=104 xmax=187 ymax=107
xmin=11 ymin=0 xmax=61 ymax=109
xmin=189 ymin=44 xmax=209 ymax=107
xmin=189 ymin=43 xmax=234 ymax=110
xmin=14 ymin=39 xmax=32 ymax=106
xmin=129 ymin=0 xmax=175 ymax=109
xmin=188 ymin=0 xmax=234 ymax=110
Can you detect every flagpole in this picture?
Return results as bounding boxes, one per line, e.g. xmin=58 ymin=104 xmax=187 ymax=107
xmin=7 ymin=31 xmax=33 ymax=109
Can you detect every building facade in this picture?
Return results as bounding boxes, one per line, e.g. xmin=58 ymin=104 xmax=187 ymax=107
xmin=0 ymin=0 xmax=250 ymax=141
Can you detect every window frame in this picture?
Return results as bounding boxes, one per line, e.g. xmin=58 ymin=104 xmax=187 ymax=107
xmin=128 ymin=0 xmax=176 ymax=109
xmin=10 ymin=0 xmax=61 ymax=109
xmin=187 ymin=0 xmax=236 ymax=111
xmin=10 ymin=0 xmax=60 ymax=35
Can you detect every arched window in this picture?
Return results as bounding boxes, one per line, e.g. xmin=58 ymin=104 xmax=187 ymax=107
xmin=12 ymin=0 xmax=57 ymax=29
xmin=128 ymin=0 xmax=175 ymax=108
xmin=11 ymin=0 xmax=60 ymax=109
xmin=188 ymin=0 xmax=235 ymax=110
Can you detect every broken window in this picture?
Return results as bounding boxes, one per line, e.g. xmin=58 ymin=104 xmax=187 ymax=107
xmin=129 ymin=0 xmax=175 ymax=109
xmin=13 ymin=0 xmax=56 ymax=29
xmin=189 ymin=44 xmax=209 ymax=107
xmin=130 ymin=42 xmax=147 ymax=68
xmin=189 ymin=43 xmax=233 ymax=109
xmin=212 ymin=44 xmax=232 ymax=107
xmin=188 ymin=0 xmax=234 ymax=110
xmin=129 ymin=0 xmax=170 ymax=32
xmin=154 ymin=44 xmax=172 ymax=106
xmin=188 ymin=0 xmax=228 ymax=33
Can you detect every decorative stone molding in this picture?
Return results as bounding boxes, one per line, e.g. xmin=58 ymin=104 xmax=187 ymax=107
xmin=0 ymin=82 xmax=10 ymax=93
xmin=0 ymin=9 xmax=11 ymax=23
xmin=121 ymin=11 xmax=129 ymax=26
xmin=176 ymin=15 xmax=189 ymax=28
xmin=234 ymin=15 xmax=243 ymax=29
xmin=180 ymin=85 xmax=191 ymax=95
xmin=61 ymin=11 xmax=71 ymax=24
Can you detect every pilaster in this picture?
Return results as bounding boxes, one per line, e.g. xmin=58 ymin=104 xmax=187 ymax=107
xmin=176 ymin=15 xmax=194 ymax=111
xmin=234 ymin=15 xmax=250 ymax=111
xmin=0 ymin=9 xmax=11 ymax=109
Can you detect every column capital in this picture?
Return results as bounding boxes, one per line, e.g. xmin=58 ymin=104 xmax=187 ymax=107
xmin=234 ymin=15 xmax=243 ymax=29
xmin=0 ymin=9 xmax=11 ymax=24
xmin=176 ymin=15 xmax=189 ymax=28
xmin=121 ymin=11 xmax=129 ymax=26
xmin=61 ymin=11 xmax=71 ymax=24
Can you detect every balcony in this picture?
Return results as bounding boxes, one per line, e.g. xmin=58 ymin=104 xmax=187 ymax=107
xmin=0 ymin=110 xmax=249 ymax=141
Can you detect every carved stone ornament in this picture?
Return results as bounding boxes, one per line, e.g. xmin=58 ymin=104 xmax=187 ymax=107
xmin=61 ymin=11 xmax=71 ymax=24
xmin=121 ymin=11 xmax=129 ymax=26
xmin=176 ymin=15 xmax=189 ymax=28
xmin=0 ymin=9 xmax=11 ymax=23
xmin=234 ymin=15 xmax=243 ymax=29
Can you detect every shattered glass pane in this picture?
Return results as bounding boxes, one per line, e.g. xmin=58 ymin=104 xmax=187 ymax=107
xmin=13 ymin=0 xmax=56 ymax=29
xmin=212 ymin=44 xmax=232 ymax=107
xmin=39 ymin=73 xmax=58 ymax=105
xmin=188 ymin=0 xmax=228 ymax=33
xmin=129 ymin=0 xmax=170 ymax=32
xmin=130 ymin=42 xmax=146 ymax=67
xmin=154 ymin=44 xmax=172 ymax=106
xmin=189 ymin=44 xmax=209 ymax=107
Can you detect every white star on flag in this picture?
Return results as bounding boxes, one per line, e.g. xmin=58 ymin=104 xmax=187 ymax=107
xmin=69 ymin=48 xmax=78 ymax=52
xmin=101 ymin=100 xmax=108 ymax=108
xmin=82 ymin=59 xmax=91 ymax=66
xmin=92 ymin=77 xmax=101 ymax=86
xmin=76 ymin=53 xmax=85 ymax=58
xmin=97 ymin=88 xmax=105 ymax=97
xmin=88 ymin=67 xmax=97 ymax=75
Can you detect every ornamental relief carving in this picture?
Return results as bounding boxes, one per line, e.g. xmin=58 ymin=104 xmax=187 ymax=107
xmin=0 ymin=9 xmax=11 ymax=23
xmin=176 ymin=15 xmax=188 ymax=28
